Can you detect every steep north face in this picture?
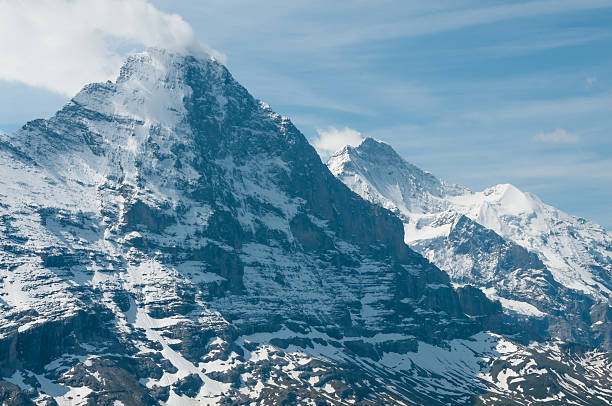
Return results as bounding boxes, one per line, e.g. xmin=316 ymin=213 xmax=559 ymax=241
xmin=0 ymin=49 xmax=610 ymax=405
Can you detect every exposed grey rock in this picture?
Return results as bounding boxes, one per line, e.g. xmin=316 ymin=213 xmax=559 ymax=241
xmin=172 ymin=373 xmax=203 ymax=398
xmin=0 ymin=381 xmax=35 ymax=406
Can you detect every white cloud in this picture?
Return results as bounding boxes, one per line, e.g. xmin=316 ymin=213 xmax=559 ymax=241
xmin=531 ymin=128 xmax=579 ymax=143
xmin=312 ymin=126 xmax=364 ymax=161
xmin=0 ymin=0 xmax=224 ymax=96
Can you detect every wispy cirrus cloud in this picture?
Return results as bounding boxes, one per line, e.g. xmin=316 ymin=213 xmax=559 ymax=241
xmin=280 ymin=0 xmax=612 ymax=48
xmin=531 ymin=128 xmax=579 ymax=144
xmin=463 ymin=92 xmax=612 ymax=123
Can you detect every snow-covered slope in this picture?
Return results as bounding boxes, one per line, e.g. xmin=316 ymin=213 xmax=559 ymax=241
xmin=450 ymin=183 xmax=612 ymax=299
xmin=329 ymin=138 xmax=612 ymax=300
xmin=329 ymin=138 xmax=612 ymax=348
xmin=0 ymin=49 xmax=610 ymax=405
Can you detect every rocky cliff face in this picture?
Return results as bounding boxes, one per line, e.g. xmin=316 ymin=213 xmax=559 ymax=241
xmin=329 ymin=137 xmax=612 ymax=350
xmin=0 ymin=49 xmax=610 ymax=405
xmin=0 ymin=49 xmax=475 ymax=342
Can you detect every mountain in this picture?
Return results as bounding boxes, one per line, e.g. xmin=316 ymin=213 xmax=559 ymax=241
xmin=0 ymin=48 xmax=610 ymax=405
xmin=328 ymin=137 xmax=612 ymax=349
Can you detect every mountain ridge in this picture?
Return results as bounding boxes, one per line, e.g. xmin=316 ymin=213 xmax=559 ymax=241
xmin=329 ymin=137 xmax=612 ymax=298
xmin=329 ymin=137 xmax=612 ymax=349
xmin=0 ymin=48 xmax=611 ymax=405
xmin=0 ymin=48 xmax=486 ymax=405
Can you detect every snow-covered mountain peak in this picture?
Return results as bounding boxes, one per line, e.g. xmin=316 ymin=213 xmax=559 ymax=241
xmin=480 ymin=183 xmax=538 ymax=216
xmin=114 ymin=47 xmax=219 ymax=83
xmin=6 ymin=46 xmax=277 ymax=197
xmin=348 ymin=137 xmax=401 ymax=160
xmin=330 ymin=139 xmax=612 ymax=305
xmin=70 ymin=47 xmax=227 ymax=128
xmin=331 ymin=137 xmax=431 ymax=178
xmin=328 ymin=137 xmax=467 ymax=217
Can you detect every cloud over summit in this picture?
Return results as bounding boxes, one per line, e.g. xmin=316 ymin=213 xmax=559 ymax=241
xmin=313 ymin=126 xmax=364 ymax=161
xmin=0 ymin=0 xmax=223 ymax=96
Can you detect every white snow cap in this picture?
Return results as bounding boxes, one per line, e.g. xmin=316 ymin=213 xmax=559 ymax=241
xmin=482 ymin=183 xmax=537 ymax=216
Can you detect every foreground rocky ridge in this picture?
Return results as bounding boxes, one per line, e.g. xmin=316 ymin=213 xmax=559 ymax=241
xmin=0 ymin=49 xmax=610 ymax=405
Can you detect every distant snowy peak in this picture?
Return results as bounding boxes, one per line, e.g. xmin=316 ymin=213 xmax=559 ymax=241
xmin=482 ymin=183 xmax=539 ymax=215
xmin=450 ymin=184 xmax=612 ymax=300
xmin=328 ymin=137 xmax=466 ymax=217
xmin=329 ymin=137 xmax=612 ymax=303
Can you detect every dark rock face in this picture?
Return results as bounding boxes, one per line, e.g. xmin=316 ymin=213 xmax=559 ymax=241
xmin=444 ymin=216 xmax=612 ymax=348
xmin=172 ymin=374 xmax=203 ymax=398
xmin=590 ymin=303 xmax=612 ymax=349
xmin=289 ymin=213 xmax=335 ymax=252
xmin=0 ymin=381 xmax=35 ymax=406
xmin=123 ymin=200 xmax=177 ymax=233
xmin=456 ymin=285 xmax=503 ymax=332
xmin=449 ymin=215 xmax=547 ymax=275
xmin=59 ymin=358 xmax=157 ymax=405
xmin=190 ymin=243 xmax=245 ymax=293
xmin=0 ymin=310 xmax=109 ymax=375
xmin=0 ymin=48 xmax=610 ymax=405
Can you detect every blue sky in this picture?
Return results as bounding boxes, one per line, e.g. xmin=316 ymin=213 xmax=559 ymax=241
xmin=1 ymin=0 xmax=611 ymax=229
